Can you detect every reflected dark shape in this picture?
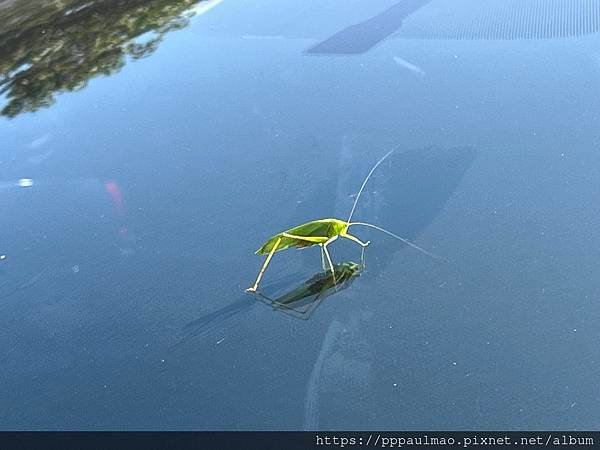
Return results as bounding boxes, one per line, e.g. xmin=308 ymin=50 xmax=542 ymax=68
xmin=301 ymin=146 xmax=476 ymax=430
xmin=318 ymin=142 xmax=476 ymax=274
xmin=362 ymin=145 xmax=476 ymax=272
xmin=255 ymin=261 xmax=363 ymax=319
xmin=174 ymin=262 xmax=363 ymax=348
xmin=0 ymin=0 xmax=204 ymax=118
xmin=283 ymin=144 xmax=475 ymax=275
xmin=306 ymin=0 xmax=431 ymax=55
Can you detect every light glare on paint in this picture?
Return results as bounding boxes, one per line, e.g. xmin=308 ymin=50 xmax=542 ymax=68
xmin=18 ymin=178 xmax=33 ymax=187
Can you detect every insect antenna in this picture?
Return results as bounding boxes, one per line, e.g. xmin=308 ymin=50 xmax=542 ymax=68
xmin=347 ymin=149 xmax=395 ymax=223
xmin=348 ymin=221 xmax=444 ymax=261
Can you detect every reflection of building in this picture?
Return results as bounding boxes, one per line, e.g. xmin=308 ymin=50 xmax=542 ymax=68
xmin=395 ymin=0 xmax=600 ymax=41
xmin=308 ymin=0 xmax=600 ymax=55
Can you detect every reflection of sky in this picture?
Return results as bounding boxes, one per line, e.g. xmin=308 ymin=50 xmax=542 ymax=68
xmin=2 ymin=0 xmax=600 ymax=431
xmin=190 ymin=0 xmax=224 ymax=15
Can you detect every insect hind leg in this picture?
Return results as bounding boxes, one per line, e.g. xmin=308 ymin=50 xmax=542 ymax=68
xmin=246 ymin=237 xmax=282 ymax=293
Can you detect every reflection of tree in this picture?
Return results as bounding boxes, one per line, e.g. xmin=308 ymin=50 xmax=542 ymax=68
xmin=0 ymin=0 xmax=204 ymax=118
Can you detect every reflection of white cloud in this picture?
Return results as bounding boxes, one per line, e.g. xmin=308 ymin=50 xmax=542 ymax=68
xmin=321 ymin=352 xmax=371 ymax=391
xmin=9 ymin=62 xmax=33 ymax=77
xmin=242 ymin=35 xmax=285 ymax=40
xmin=393 ymin=56 xmax=425 ymax=77
xmin=0 ymin=178 xmax=34 ymax=190
xmin=64 ymin=2 xmax=93 ymax=16
xmin=304 ymin=320 xmax=344 ymax=431
xmin=0 ymin=177 xmax=101 ymax=191
xmin=27 ymin=149 xmax=54 ymax=164
xmin=191 ymin=0 xmax=224 ymax=16
xmin=27 ymin=133 xmax=50 ymax=149
xmin=131 ymin=31 xmax=159 ymax=46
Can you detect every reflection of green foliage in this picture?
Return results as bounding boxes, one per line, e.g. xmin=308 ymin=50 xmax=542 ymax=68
xmin=0 ymin=0 xmax=203 ymax=118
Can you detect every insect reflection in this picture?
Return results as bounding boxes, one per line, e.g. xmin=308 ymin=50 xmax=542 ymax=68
xmin=253 ymin=260 xmax=364 ymax=320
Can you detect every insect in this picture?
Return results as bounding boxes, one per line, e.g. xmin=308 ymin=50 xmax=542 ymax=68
xmin=246 ymin=149 xmax=440 ymax=293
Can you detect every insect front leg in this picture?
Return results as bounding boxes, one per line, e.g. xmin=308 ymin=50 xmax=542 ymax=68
xmin=341 ymin=233 xmax=369 ymax=268
xmin=246 ymin=237 xmax=282 ymax=293
xmin=320 ymin=245 xmax=327 ymax=271
xmin=360 ymin=246 xmax=366 ymax=268
xmin=322 ymin=235 xmax=339 ymax=286
xmin=341 ymin=233 xmax=370 ymax=248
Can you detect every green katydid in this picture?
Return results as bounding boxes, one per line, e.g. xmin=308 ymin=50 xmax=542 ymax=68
xmin=246 ymin=149 xmax=440 ymax=293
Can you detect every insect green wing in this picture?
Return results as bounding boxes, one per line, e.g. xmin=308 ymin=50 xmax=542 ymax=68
xmin=255 ymin=218 xmax=348 ymax=254
xmin=255 ymin=233 xmax=326 ymax=255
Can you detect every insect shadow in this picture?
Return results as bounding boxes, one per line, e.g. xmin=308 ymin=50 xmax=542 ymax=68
xmin=172 ymin=261 xmax=364 ymax=349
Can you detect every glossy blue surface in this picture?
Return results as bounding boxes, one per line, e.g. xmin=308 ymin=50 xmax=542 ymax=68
xmin=1 ymin=0 xmax=599 ymax=430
